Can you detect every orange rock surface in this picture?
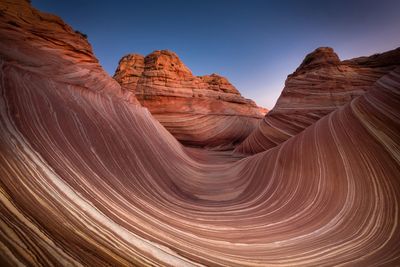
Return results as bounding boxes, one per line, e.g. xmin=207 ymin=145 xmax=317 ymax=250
xmin=114 ymin=50 xmax=267 ymax=149
xmin=235 ymin=46 xmax=400 ymax=154
xmin=1 ymin=1 xmax=400 ymax=266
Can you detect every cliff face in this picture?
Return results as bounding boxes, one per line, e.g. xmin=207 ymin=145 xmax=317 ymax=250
xmin=235 ymin=46 xmax=400 ymax=154
xmin=114 ymin=50 xmax=267 ymax=149
xmin=0 ymin=0 xmax=139 ymax=104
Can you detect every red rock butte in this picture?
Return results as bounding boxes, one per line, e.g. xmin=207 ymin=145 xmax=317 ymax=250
xmin=1 ymin=1 xmax=400 ymax=266
xmin=114 ymin=50 xmax=267 ymax=149
xmin=235 ymin=46 xmax=400 ymax=154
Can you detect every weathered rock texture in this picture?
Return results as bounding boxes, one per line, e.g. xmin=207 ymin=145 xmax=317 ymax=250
xmin=0 ymin=0 xmax=140 ymax=105
xmin=1 ymin=1 xmax=400 ymax=266
xmin=235 ymin=46 xmax=400 ymax=154
xmin=114 ymin=50 xmax=267 ymax=149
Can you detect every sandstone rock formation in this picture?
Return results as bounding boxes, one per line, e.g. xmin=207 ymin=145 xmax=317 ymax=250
xmin=114 ymin=50 xmax=267 ymax=149
xmin=0 ymin=0 xmax=140 ymax=104
xmin=1 ymin=1 xmax=400 ymax=266
xmin=235 ymin=46 xmax=400 ymax=154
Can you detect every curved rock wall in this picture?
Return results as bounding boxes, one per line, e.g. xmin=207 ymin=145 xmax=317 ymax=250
xmin=235 ymin=47 xmax=400 ymax=154
xmin=1 ymin=1 xmax=400 ymax=266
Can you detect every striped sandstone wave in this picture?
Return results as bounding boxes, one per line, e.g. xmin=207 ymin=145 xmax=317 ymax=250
xmin=1 ymin=1 xmax=400 ymax=266
xmin=235 ymin=47 xmax=400 ymax=154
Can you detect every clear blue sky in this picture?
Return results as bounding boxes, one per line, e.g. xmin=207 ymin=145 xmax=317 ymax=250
xmin=32 ymin=0 xmax=400 ymax=109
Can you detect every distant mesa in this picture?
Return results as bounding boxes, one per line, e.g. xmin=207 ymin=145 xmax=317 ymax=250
xmin=114 ymin=50 xmax=267 ymax=149
xmin=235 ymin=46 xmax=400 ymax=154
